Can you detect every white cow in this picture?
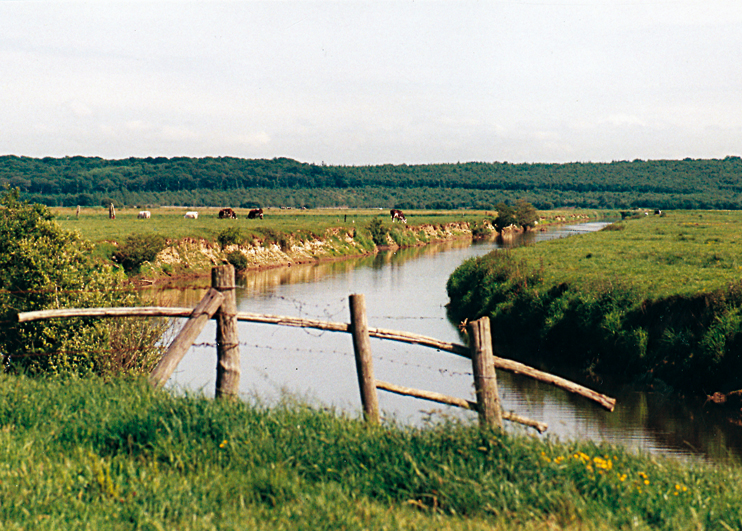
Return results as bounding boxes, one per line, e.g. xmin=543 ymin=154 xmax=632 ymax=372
xmin=184 ymin=211 xmax=199 ymax=219
xmin=137 ymin=211 xmax=151 ymax=219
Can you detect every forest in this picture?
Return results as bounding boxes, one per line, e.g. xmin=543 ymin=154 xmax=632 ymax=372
xmin=2 ymin=154 xmax=741 ymax=210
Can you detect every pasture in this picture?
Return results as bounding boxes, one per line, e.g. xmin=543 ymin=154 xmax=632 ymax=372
xmin=512 ymin=209 xmax=742 ymax=298
xmin=53 ymin=206 xmax=489 ymax=244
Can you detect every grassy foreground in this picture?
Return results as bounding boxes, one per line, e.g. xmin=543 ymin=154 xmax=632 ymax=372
xmin=447 ymin=210 xmax=742 ymax=397
xmin=1 ymin=374 xmax=740 ymax=530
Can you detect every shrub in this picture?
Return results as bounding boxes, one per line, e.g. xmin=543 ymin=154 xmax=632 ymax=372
xmin=217 ymin=226 xmax=243 ymax=247
xmin=0 ymin=189 xmax=166 ymax=376
xmin=226 ymin=250 xmax=249 ymax=271
xmin=367 ymin=217 xmax=388 ymax=246
xmin=112 ymin=233 xmax=167 ymax=273
xmin=471 ymin=220 xmax=493 ymax=238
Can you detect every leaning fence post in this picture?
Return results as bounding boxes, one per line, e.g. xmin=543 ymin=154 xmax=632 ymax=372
xmin=149 ymin=288 xmax=224 ymax=388
xmin=349 ymin=293 xmax=380 ymax=424
xmin=213 ymin=264 xmax=241 ymax=399
xmin=468 ymin=316 xmax=503 ymax=429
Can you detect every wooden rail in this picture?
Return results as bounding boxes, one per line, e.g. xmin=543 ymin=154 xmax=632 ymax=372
xmin=16 ymin=264 xmax=616 ymax=431
xmin=19 ymin=307 xmax=615 ymax=412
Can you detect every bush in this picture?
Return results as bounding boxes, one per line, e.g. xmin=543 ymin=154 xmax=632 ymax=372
xmin=226 ymin=250 xmax=249 ymax=271
xmin=217 ymin=226 xmax=243 ymax=247
xmin=112 ymin=233 xmax=167 ymax=273
xmin=367 ymin=217 xmax=388 ymax=246
xmin=0 ymin=189 xmax=166 ymax=376
xmin=471 ymin=220 xmax=493 ymax=238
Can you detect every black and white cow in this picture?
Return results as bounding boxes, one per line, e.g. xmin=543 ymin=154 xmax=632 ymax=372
xmin=219 ymin=208 xmax=237 ymax=219
xmin=390 ymin=209 xmax=407 ymax=224
xmin=247 ymin=208 xmax=264 ymax=219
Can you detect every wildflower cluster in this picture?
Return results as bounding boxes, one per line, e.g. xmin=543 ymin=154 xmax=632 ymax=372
xmin=540 ymin=449 xmax=692 ymax=501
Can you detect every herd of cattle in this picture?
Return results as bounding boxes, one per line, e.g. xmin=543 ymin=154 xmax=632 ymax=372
xmin=136 ymin=208 xmax=265 ymax=220
xmin=135 ymin=207 xmax=405 ymax=223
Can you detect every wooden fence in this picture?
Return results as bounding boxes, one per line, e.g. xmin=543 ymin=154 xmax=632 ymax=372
xmin=17 ymin=264 xmax=615 ymax=433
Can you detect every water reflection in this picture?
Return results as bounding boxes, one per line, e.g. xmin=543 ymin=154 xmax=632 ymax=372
xmin=157 ymin=224 xmax=742 ymax=464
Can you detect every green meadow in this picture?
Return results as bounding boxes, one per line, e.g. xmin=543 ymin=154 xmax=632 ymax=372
xmin=1 ymin=374 xmax=740 ymax=531
xmin=53 ymin=206 xmax=487 ymax=244
xmin=447 ymin=210 xmax=742 ymax=397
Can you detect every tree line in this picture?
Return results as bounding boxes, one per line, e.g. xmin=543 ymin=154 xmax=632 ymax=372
xmin=2 ymin=155 xmax=741 ymax=210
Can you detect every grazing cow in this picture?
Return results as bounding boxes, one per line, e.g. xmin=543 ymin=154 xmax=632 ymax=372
xmin=184 ymin=211 xmax=199 ymax=219
xmin=390 ymin=209 xmax=407 ymax=224
xmin=137 ymin=211 xmax=151 ymax=219
xmin=218 ymin=208 xmax=237 ymax=219
xmin=247 ymin=208 xmax=264 ymax=219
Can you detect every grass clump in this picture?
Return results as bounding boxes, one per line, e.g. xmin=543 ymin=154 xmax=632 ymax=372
xmin=0 ymin=374 xmax=740 ymax=530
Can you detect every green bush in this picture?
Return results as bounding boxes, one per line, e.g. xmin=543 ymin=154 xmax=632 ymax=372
xmin=367 ymin=217 xmax=388 ymax=246
xmin=470 ymin=220 xmax=493 ymax=238
xmin=112 ymin=233 xmax=167 ymax=273
xmin=0 ymin=189 xmax=166 ymax=376
xmin=217 ymin=226 xmax=243 ymax=247
xmin=226 ymin=250 xmax=249 ymax=271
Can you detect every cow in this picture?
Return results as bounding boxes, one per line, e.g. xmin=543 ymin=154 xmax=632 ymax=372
xmin=184 ymin=211 xmax=199 ymax=219
xmin=137 ymin=211 xmax=151 ymax=219
xmin=390 ymin=209 xmax=407 ymax=224
xmin=218 ymin=208 xmax=237 ymax=219
xmin=247 ymin=208 xmax=264 ymax=219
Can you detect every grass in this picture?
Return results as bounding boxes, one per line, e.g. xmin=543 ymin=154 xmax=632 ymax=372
xmin=2 ymin=374 xmax=742 ymax=530
xmin=52 ymin=207 xmax=487 ymax=244
xmin=52 ymin=206 xmax=606 ymax=246
xmin=446 ymin=210 xmax=742 ymax=396
xmin=515 ymin=210 xmax=742 ymax=299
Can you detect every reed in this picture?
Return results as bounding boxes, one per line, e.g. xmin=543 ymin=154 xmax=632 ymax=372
xmin=0 ymin=374 xmax=739 ymax=530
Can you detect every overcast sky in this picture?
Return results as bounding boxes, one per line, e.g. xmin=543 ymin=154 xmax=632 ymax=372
xmin=2 ymin=1 xmax=741 ymax=165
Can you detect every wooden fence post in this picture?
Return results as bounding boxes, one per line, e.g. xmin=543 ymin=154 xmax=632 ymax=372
xmin=213 ymin=264 xmax=241 ymax=399
xmin=468 ymin=316 xmax=503 ymax=429
xmin=349 ymin=293 xmax=380 ymax=424
xmin=149 ymin=288 xmax=224 ymax=388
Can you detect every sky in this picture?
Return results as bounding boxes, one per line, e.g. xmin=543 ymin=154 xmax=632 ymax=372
xmin=2 ymin=1 xmax=742 ymax=165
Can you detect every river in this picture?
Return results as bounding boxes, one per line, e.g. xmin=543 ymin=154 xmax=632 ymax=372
xmin=158 ymin=223 xmax=742 ymax=464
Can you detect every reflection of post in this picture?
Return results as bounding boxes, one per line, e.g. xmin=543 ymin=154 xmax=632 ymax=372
xmin=468 ymin=316 xmax=503 ymax=429
xmin=349 ymin=293 xmax=380 ymax=424
xmin=214 ymin=264 xmax=241 ymax=399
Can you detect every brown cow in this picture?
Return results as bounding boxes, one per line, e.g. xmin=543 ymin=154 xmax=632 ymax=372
xmin=247 ymin=208 xmax=264 ymax=219
xmin=390 ymin=209 xmax=407 ymax=224
xmin=218 ymin=208 xmax=237 ymax=219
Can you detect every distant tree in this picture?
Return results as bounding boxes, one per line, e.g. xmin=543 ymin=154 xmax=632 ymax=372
xmin=515 ymin=199 xmax=539 ymax=231
xmin=493 ymin=202 xmax=516 ymax=233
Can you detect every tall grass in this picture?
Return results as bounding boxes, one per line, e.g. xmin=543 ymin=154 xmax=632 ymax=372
xmin=1 ymin=374 xmax=740 ymax=530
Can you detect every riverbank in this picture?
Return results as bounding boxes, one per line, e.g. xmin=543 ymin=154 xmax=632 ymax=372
xmin=3 ymin=374 xmax=740 ymax=530
xmin=446 ymin=210 xmax=742 ymax=403
xmin=53 ymin=206 xmax=608 ymax=280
